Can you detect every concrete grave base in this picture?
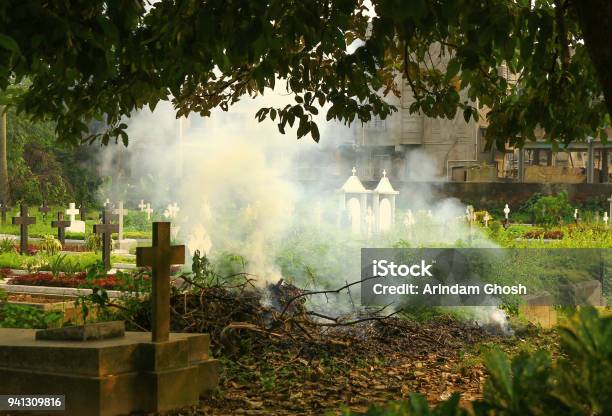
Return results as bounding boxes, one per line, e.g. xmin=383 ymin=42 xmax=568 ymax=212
xmin=520 ymin=292 xmax=557 ymax=329
xmin=0 ymin=329 xmax=219 ymax=416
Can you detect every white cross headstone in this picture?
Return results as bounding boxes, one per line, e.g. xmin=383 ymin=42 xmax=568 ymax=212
xmin=66 ymin=203 xmax=79 ymax=222
xmin=604 ymin=212 xmax=609 ymax=227
xmin=65 ymin=203 xmax=85 ymax=233
xmin=112 ymin=201 xmax=129 ymax=241
xmin=165 ymin=203 xmax=180 ymax=219
xmin=466 ymin=205 xmax=475 ymax=222
xmin=144 ymin=203 xmax=153 ymax=220
xmin=503 ymin=204 xmax=510 ymax=220
xmin=483 ymin=212 xmax=491 ymax=227
xmin=187 ymin=224 xmax=213 ymax=256
xmin=574 ymin=209 xmax=579 ymax=220
xmin=138 ymin=200 xmax=147 ymax=212
xmin=170 ymin=202 xmax=180 ymax=218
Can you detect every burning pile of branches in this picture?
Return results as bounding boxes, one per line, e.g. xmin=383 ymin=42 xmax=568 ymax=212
xmin=126 ymin=273 xmax=489 ymax=359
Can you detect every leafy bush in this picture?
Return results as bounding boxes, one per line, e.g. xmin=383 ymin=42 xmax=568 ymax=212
xmin=39 ymin=234 xmax=62 ymax=255
xmin=85 ymin=232 xmax=102 ymax=252
xmin=530 ymin=192 xmax=573 ymax=228
xmin=0 ymin=238 xmax=15 ymax=254
xmin=0 ymin=290 xmax=63 ymax=329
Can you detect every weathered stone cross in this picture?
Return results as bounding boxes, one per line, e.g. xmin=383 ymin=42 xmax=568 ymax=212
xmin=93 ymin=209 xmax=119 ymax=270
xmin=12 ymin=204 xmax=36 ymax=255
xmin=137 ymin=222 xmax=185 ymax=342
xmin=112 ymin=200 xmax=129 ymax=242
xmin=138 ymin=200 xmax=147 ymax=212
xmin=39 ymin=202 xmax=50 ymax=218
xmin=51 ymin=212 xmax=71 ymax=245
xmin=0 ymin=203 xmax=9 ymax=225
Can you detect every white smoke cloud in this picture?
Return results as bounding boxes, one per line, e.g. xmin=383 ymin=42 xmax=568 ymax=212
xmin=94 ymin=88 xmax=510 ymax=332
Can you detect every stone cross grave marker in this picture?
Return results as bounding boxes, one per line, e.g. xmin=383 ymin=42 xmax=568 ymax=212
xmin=66 ymin=202 xmax=85 ymax=233
xmin=503 ymin=203 xmax=510 ymax=227
xmin=39 ymin=202 xmax=50 ymax=218
xmin=136 ymin=222 xmax=185 ymax=342
xmin=94 ymin=209 xmax=119 ymax=270
xmin=483 ymin=212 xmax=491 ymax=227
xmin=574 ymin=208 xmax=579 ymax=223
xmin=170 ymin=203 xmax=180 ymax=218
xmin=0 ymin=203 xmax=9 ymax=225
xmin=604 ymin=212 xmax=609 ymax=227
xmin=66 ymin=203 xmax=79 ymax=222
xmin=112 ymin=200 xmax=129 ymax=242
xmin=51 ymin=212 xmax=71 ymax=245
xmin=12 ymin=204 xmax=36 ymax=254
xmin=138 ymin=200 xmax=147 ymax=212
xmin=144 ymin=203 xmax=153 ymax=220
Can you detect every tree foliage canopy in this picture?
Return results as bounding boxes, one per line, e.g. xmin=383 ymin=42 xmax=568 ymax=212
xmin=0 ymin=0 xmax=610 ymax=149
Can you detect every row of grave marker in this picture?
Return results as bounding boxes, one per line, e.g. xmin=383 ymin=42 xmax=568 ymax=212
xmin=0 ymin=200 xmax=181 ymax=225
xmin=6 ymin=202 xmax=181 ymax=271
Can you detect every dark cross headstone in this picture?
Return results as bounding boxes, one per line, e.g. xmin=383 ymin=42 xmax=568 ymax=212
xmin=39 ymin=202 xmax=50 ymax=218
xmin=93 ymin=210 xmax=119 ymax=271
xmin=136 ymin=222 xmax=185 ymax=342
xmin=0 ymin=203 xmax=9 ymax=225
xmin=79 ymin=203 xmax=87 ymax=221
xmin=12 ymin=204 xmax=36 ymax=255
xmin=51 ymin=212 xmax=71 ymax=246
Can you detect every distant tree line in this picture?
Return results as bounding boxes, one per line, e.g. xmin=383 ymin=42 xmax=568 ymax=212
xmin=2 ymin=107 xmax=100 ymax=206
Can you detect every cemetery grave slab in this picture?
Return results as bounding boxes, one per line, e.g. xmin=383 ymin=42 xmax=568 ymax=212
xmin=35 ymin=321 xmax=125 ymax=341
xmin=0 ymin=328 xmax=219 ymax=416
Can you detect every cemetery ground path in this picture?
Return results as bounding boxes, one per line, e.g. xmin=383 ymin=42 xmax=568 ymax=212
xmin=163 ymin=317 xmax=557 ymax=415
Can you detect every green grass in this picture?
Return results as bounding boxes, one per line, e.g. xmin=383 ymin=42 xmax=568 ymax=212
xmin=0 ymin=251 xmax=135 ymax=272
xmin=0 ymin=206 xmax=152 ymax=240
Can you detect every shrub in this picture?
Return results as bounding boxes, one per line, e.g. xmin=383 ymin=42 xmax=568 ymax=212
xmin=0 ymin=238 xmax=15 ymax=254
xmin=531 ymin=192 xmax=573 ymax=228
xmin=39 ymin=235 xmax=62 ymax=255
xmin=85 ymin=232 xmax=102 ymax=252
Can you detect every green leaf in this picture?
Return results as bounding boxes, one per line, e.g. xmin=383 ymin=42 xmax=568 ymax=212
xmin=0 ymin=34 xmax=19 ymax=52
xmin=446 ymin=58 xmax=461 ymax=81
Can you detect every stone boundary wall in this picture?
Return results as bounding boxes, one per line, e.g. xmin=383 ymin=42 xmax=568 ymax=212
xmin=358 ymin=181 xmax=612 ymax=209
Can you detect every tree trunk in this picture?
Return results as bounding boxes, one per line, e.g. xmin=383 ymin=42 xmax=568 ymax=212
xmin=0 ymin=107 xmax=8 ymax=204
xmin=573 ymin=0 xmax=612 ymax=118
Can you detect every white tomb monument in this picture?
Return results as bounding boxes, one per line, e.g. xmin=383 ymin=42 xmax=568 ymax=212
xmin=65 ymin=203 xmax=85 ymax=233
xmin=138 ymin=200 xmax=147 ymax=212
xmin=372 ymin=170 xmax=399 ymax=232
xmin=365 ymin=206 xmax=375 ymax=238
xmin=339 ymin=167 xmax=370 ymax=235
